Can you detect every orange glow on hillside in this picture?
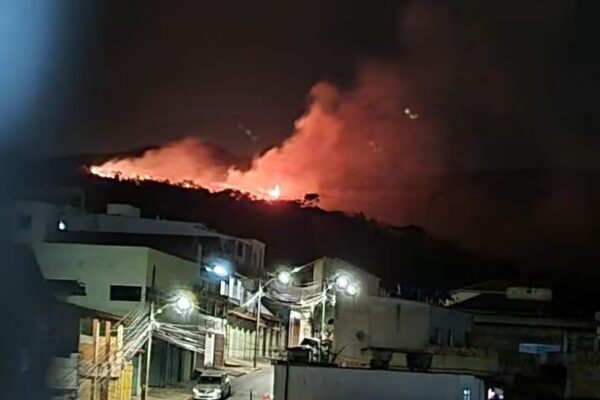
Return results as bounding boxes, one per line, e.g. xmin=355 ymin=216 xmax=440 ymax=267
xmin=88 ymin=63 xmax=439 ymax=221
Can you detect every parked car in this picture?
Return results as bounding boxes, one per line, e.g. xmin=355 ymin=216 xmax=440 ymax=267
xmin=192 ymin=371 xmax=232 ymax=400
xmin=287 ymin=337 xmax=321 ymax=363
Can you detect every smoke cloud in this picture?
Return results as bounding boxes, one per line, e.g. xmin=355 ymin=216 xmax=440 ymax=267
xmin=94 ymin=60 xmax=446 ymax=220
xmin=92 ymin=0 xmax=600 ymax=268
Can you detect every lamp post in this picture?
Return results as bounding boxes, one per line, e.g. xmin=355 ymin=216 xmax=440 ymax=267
xmin=141 ymin=301 xmax=154 ymax=400
xmin=141 ymin=292 xmax=195 ymax=400
xmin=252 ymin=270 xmax=294 ymax=368
xmin=320 ymin=284 xmax=326 ymax=341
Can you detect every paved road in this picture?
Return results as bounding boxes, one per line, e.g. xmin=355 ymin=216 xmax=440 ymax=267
xmin=231 ymin=366 xmax=274 ymax=400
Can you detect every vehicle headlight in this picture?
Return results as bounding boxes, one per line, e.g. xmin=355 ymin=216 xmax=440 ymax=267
xmin=193 ymin=388 xmax=200 ymax=395
xmin=213 ymin=388 xmax=222 ymax=394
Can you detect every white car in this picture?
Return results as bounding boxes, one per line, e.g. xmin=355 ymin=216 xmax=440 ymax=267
xmin=192 ymin=371 xmax=232 ymax=400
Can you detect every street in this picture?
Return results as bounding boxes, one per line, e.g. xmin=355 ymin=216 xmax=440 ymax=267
xmin=230 ymin=366 xmax=274 ymax=400
xmin=141 ymin=366 xmax=274 ymax=400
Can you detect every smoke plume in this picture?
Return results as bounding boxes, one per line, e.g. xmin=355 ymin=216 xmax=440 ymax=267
xmin=92 ymin=1 xmax=600 ymax=268
xmin=93 ymin=61 xmax=444 ymax=221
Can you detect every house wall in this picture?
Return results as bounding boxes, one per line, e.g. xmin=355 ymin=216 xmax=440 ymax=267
xmin=334 ymin=296 xmax=372 ymax=364
xmin=33 ymin=242 xmax=150 ymax=316
xmin=388 ymin=349 xmax=501 ymax=376
xmin=463 ymin=313 xmax=600 ymax=397
xmin=225 ymin=320 xmax=284 ymax=363
xmin=12 ymin=201 xmax=61 ymax=243
xmin=146 ymin=248 xmax=200 ymax=292
xmin=430 ymin=306 xmax=472 ymax=347
xmin=313 ymin=258 xmax=380 ymax=297
xmin=60 ymin=208 xmax=266 ymax=274
xmin=33 ymin=242 xmax=203 ymax=317
xmin=273 ymin=363 xmax=486 ymax=400
xmin=566 ymin=354 xmax=600 ymax=398
xmin=367 ymin=296 xmax=431 ymax=351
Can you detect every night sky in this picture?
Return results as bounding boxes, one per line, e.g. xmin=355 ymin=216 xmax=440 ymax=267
xmin=4 ymin=0 xmax=600 ymax=270
xmin=8 ymin=0 xmax=600 ymax=164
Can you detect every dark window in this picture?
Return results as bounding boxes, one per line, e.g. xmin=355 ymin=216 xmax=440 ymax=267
xmin=17 ymin=214 xmax=32 ymax=230
xmin=222 ymin=239 xmax=234 ymax=254
xmin=431 ymin=328 xmax=440 ymax=344
xmin=236 ymin=242 xmax=244 ymax=258
xmin=47 ymin=279 xmax=86 ymax=296
xmin=110 ymin=285 xmax=142 ymax=301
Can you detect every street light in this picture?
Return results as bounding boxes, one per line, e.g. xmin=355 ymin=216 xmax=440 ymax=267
xmin=345 ymin=283 xmax=359 ymax=297
xmin=277 ymin=270 xmax=292 ymax=285
xmin=212 ymin=264 xmax=228 ymax=278
xmin=319 ymin=274 xmax=360 ymax=343
xmin=142 ymin=291 xmax=196 ymax=400
xmin=174 ymin=294 xmax=194 ymax=313
xmin=335 ymin=275 xmax=350 ymax=290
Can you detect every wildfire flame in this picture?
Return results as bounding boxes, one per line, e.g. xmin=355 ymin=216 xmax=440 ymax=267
xmin=267 ymin=184 xmax=281 ymax=200
xmin=87 ymin=139 xmax=291 ymax=202
xmin=87 ymin=64 xmax=439 ymax=223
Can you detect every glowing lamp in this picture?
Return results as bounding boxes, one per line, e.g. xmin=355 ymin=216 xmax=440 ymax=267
xmin=335 ymin=275 xmax=350 ymax=290
xmin=174 ymin=294 xmax=194 ymax=313
xmin=346 ymin=283 xmax=358 ymax=297
xmin=277 ymin=271 xmax=292 ymax=285
xmin=212 ymin=264 xmax=228 ymax=277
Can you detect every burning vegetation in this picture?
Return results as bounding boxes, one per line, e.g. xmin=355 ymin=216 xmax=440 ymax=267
xmin=89 ymin=62 xmax=435 ymax=214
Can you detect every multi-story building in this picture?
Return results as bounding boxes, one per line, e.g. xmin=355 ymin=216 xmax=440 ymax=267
xmin=286 ymin=257 xmax=381 ymax=345
xmin=451 ymin=280 xmax=600 ymax=399
xmin=11 ymin=200 xmax=285 ymax=382
xmin=12 ymin=201 xmax=266 ymax=276
xmin=30 ymin=240 xmax=224 ymax=386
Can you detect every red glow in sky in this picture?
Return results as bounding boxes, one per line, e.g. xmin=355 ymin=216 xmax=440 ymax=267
xmin=90 ymin=62 xmax=440 ymax=223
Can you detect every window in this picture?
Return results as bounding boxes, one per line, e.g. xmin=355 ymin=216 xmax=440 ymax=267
xmin=17 ymin=214 xmax=32 ymax=230
xmin=236 ymin=242 xmax=244 ymax=259
xmin=432 ymin=328 xmax=440 ymax=345
xmin=222 ymin=239 xmax=234 ymax=254
xmin=110 ymin=285 xmax=142 ymax=301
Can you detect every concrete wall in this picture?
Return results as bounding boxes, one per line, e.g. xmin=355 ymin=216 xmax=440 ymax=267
xmin=33 ymin=242 xmax=149 ymax=315
xmin=388 ymin=349 xmax=501 ymax=376
xmin=33 ymin=242 xmax=202 ymax=316
xmin=225 ymin=322 xmax=284 ymax=363
xmin=430 ymin=306 xmax=472 ymax=347
xmin=334 ymin=295 xmax=371 ymax=364
xmin=566 ymin=353 xmax=600 ymax=398
xmin=146 ymin=247 xmax=200 ymax=292
xmin=12 ymin=201 xmax=60 ymax=243
xmin=368 ymin=296 xmax=431 ymax=351
xmin=273 ymin=363 xmax=485 ymax=400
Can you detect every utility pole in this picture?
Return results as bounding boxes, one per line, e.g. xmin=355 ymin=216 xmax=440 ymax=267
xmin=320 ymin=285 xmax=326 ymax=341
xmin=141 ymin=301 xmax=154 ymax=400
xmin=253 ymin=278 xmax=262 ymax=368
